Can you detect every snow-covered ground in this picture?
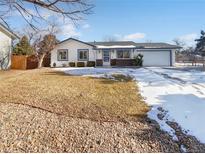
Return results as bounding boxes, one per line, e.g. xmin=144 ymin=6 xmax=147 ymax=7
xmin=55 ymin=67 xmax=205 ymax=144
xmin=135 ymin=67 xmax=205 ymax=143
xmin=175 ymin=62 xmax=204 ymax=67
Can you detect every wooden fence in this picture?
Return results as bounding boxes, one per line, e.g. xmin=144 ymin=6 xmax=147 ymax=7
xmin=11 ymin=55 xmax=38 ymax=70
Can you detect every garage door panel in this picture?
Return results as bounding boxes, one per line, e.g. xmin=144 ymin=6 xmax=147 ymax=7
xmin=138 ymin=51 xmax=170 ymax=66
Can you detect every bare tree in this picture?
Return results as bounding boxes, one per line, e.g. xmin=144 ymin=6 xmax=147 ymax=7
xmin=37 ymin=34 xmax=58 ymax=68
xmin=103 ymin=35 xmax=118 ymax=42
xmin=23 ymin=21 xmax=60 ymax=50
xmin=13 ymin=22 xmax=60 ymax=68
xmin=173 ymin=38 xmax=186 ymax=47
xmin=173 ymin=38 xmax=186 ymax=53
xmin=0 ymin=52 xmax=10 ymax=70
xmin=145 ymin=39 xmax=153 ymax=43
xmin=0 ymin=0 xmax=94 ymax=29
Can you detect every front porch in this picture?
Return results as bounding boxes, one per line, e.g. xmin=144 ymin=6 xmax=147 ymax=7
xmin=95 ymin=48 xmax=135 ymax=66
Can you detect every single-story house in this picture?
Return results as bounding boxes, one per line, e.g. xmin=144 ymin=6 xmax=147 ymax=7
xmin=51 ymin=38 xmax=180 ymax=67
xmin=0 ymin=23 xmax=18 ymax=69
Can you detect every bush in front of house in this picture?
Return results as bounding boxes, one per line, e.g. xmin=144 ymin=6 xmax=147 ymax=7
xmin=110 ymin=59 xmax=116 ymax=66
xmin=69 ymin=62 xmax=75 ymax=67
xmin=133 ymin=54 xmax=143 ymax=66
xmin=77 ymin=62 xmax=85 ymax=67
xmin=62 ymin=63 xmax=67 ymax=67
xmin=53 ymin=62 xmax=56 ymax=67
xmin=87 ymin=61 xmax=96 ymax=67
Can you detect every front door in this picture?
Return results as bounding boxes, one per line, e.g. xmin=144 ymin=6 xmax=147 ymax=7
xmin=103 ymin=50 xmax=110 ymax=66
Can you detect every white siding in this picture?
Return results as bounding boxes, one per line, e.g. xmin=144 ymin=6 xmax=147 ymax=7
xmin=110 ymin=49 xmax=116 ymax=59
xmin=51 ymin=39 xmax=96 ymax=67
xmin=96 ymin=49 xmax=102 ymax=59
xmin=171 ymin=49 xmax=176 ymax=66
xmin=134 ymin=49 xmax=174 ymax=66
xmin=0 ymin=30 xmax=12 ymax=69
xmin=51 ymin=39 xmax=176 ymax=67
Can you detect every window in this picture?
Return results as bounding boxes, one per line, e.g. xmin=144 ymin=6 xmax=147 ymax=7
xmin=57 ymin=49 xmax=68 ymax=61
xmin=117 ymin=49 xmax=130 ymax=58
xmin=78 ymin=49 xmax=89 ymax=61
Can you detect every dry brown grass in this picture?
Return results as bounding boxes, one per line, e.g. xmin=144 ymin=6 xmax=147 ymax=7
xmin=0 ymin=68 xmax=149 ymax=121
xmin=0 ymin=70 xmax=26 ymax=80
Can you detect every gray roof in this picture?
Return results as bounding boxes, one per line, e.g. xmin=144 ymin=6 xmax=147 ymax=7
xmin=88 ymin=41 xmax=137 ymax=46
xmin=88 ymin=41 xmax=181 ymax=49
xmin=134 ymin=43 xmax=181 ymax=49
xmin=58 ymin=38 xmax=181 ymax=49
xmin=60 ymin=38 xmax=96 ymax=47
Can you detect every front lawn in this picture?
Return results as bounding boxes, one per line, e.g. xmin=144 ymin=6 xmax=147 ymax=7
xmin=0 ymin=68 xmax=148 ymax=121
xmin=0 ymin=68 xmax=189 ymax=152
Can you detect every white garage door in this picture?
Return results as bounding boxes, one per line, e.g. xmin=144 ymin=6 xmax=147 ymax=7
xmin=139 ymin=50 xmax=171 ymax=66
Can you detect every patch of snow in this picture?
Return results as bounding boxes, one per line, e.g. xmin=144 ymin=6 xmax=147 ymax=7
xmin=55 ymin=67 xmax=131 ymax=78
xmin=141 ymin=67 xmax=205 ymax=143
xmin=175 ymin=62 xmax=204 ymax=67
xmin=148 ymin=106 xmax=178 ymax=141
xmin=180 ymin=144 xmax=187 ymax=152
xmin=55 ymin=67 xmax=205 ymax=143
xmin=148 ymin=67 xmax=205 ymax=84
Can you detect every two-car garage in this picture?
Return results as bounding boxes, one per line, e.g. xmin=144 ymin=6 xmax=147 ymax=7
xmin=136 ymin=50 xmax=173 ymax=66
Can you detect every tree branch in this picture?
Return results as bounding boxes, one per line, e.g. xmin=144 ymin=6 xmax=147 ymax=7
xmin=0 ymin=0 xmax=94 ymax=30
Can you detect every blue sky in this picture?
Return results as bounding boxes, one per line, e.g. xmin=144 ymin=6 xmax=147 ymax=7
xmin=9 ymin=0 xmax=205 ymax=46
xmin=78 ymin=0 xmax=205 ymax=46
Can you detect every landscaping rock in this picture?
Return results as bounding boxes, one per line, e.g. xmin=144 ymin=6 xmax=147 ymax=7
xmin=0 ymin=103 xmax=181 ymax=153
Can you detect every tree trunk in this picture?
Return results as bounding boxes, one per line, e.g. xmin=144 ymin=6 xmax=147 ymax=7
xmin=203 ymin=56 xmax=205 ymax=68
xmin=0 ymin=53 xmax=10 ymax=70
xmin=38 ymin=53 xmax=46 ymax=68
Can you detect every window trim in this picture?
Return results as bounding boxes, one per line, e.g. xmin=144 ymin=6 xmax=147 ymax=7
xmin=116 ymin=49 xmax=131 ymax=59
xmin=78 ymin=49 xmax=89 ymax=61
xmin=57 ymin=49 xmax=68 ymax=61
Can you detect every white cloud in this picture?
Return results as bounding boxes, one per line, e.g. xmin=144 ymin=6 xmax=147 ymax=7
xmin=40 ymin=10 xmax=54 ymax=20
xmin=111 ymin=33 xmax=146 ymax=41
xmin=82 ymin=23 xmax=90 ymax=29
xmin=123 ymin=33 xmax=146 ymax=41
xmin=59 ymin=23 xmax=80 ymax=38
xmin=177 ymin=33 xmax=198 ymax=47
xmin=51 ymin=16 xmax=81 ymax=38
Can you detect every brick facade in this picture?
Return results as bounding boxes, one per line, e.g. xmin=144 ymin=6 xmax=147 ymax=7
xmin=96 ymin=59 xmax=103 ymax=66
xmin=112 ymin=59 xmax=134 ymax=66
xmin=98 ymin=59 xmax=135 ymax=66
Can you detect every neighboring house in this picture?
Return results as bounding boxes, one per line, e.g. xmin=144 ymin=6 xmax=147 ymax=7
xmin=51 ymin=38 xmax=180 ymax=67
xmin=0 ymin=24 xmax=18 ymax=69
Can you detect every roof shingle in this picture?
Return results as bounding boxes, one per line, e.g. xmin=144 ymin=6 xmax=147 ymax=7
xmin=58 ymin=38 xmax=181 ymax=49
xmin=88 ymin=41 xmax=180 ymax=49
